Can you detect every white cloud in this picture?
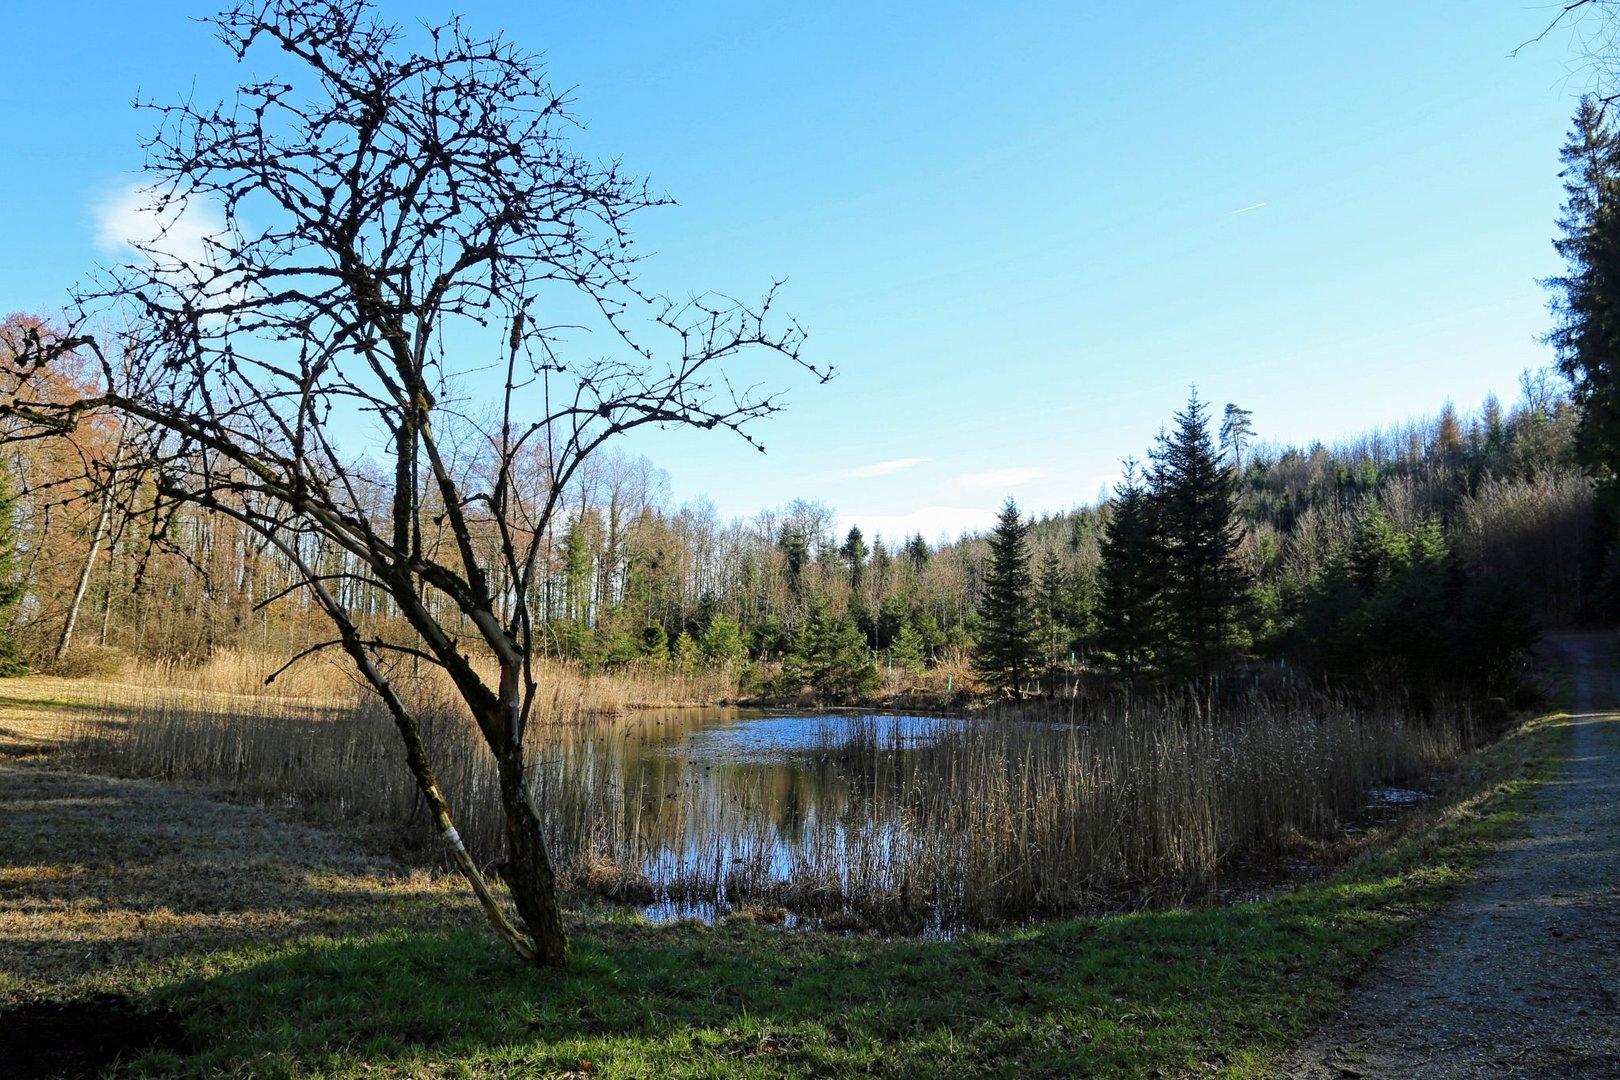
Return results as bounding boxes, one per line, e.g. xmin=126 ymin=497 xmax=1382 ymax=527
xmin=841 ymin=456 xmax=930 ymax=479
xmin=954 ymin=466 xmax=1050 ymax=491
xmin=95 ymin=182 xmax=227 ymax=269
xmin=836 ymin=505 xmax=998 ymax=545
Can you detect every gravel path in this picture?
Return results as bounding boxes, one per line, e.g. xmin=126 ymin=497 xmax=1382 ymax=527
xmin=1283 ymin=632 xmax=1620 ymax=1078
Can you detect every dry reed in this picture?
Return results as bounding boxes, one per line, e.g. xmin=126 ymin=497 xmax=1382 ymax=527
xmin=71 ymin=665 xmax=1465 ymax=930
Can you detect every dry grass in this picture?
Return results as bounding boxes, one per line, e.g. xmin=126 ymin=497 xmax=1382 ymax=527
xmin=0 ymin=676 xmax=122 ymax=756
xmin=67 ymin=668 xmax=1470 ymax=930
xmin=96 ymin=646 xmax=741 ymax=714
xmin=0 ymin=751 xmax=474 ymax=1007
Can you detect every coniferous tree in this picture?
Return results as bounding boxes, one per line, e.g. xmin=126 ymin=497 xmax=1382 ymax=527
xmin=1097 ymin=460 xmax=1161 ymax=682
xmin=671 ymin=630 xmax=700 ymax=674
xmin=1219 ymin=403 xmax=1255 ymax=478
xmin=839 ymin=525 xmax=868 ymax=591
xmin=890 ymin=617 xmax=926 ymax=678
xmin=779 ymin=524 xmax=810 ymax=603
xmin=1153 ymin=391 xmax=1248 ymax=680
xmin=776 ymin=601 xmax=878 ymax=699
xmin=903 ymin=534 xmax=930 ymax=571
xmin=698 ymin=613 xmax=747 ymax=664
xmin=1547 ymin=96 xmax=1620 ymax=504
xmin=1036 ymin=548 xmax=1070 ymax=694
xmin=974 ymin=497 xmax=1040 ymax=697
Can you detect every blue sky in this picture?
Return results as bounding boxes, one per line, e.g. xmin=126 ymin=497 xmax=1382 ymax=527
xmin=0 ymin=2 xmax=1601 ymax=544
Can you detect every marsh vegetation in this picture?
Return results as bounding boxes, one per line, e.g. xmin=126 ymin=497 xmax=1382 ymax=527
xmin=72 ymin=651 xmax=1476 ymax=932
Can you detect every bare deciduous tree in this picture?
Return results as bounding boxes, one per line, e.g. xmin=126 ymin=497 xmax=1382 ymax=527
xmin=0 ymin=0 xmax=822 ymax=967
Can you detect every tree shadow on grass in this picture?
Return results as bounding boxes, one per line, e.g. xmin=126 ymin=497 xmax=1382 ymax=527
xmin=145 ymin=872 xmax=1430 ymax=1080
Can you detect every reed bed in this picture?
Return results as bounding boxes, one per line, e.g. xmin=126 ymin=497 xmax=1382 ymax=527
xmin=72 ymin=680 xmax=1465 ymax=931
xmin=775 ymin=699 xmax=1462 ymax=927
xmin=92 ymin=646 xmax=740 ymax=713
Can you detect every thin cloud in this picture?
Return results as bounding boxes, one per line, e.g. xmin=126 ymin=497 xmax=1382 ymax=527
xmin=837 ymin=505 xmax=995 ymax=544
xmin=842 ymin=456 xmax=930 ymax=479
xmin=1230 ymin=202 xmax=1268 ymax=214
xmin=956 ymin=466 xmax=1050 ymax=491
xmin=95 ymin=182 xmax=227 ymax=268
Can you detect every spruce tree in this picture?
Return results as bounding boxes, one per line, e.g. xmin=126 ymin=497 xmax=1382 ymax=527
xmin=777 ymin=601 xmax=878 ymax=699
xmin=1547 ymin=96 xmax=1620 ymax=505
xmin=1152 ymin=391 xmax=1248 ymax=680
xmin=890 ymin=618 xmax=926 ymax=678
xmin=698 ymin=613 xmax=747 ymax=664
xmin=903 ymin=534 xmax=930 ymax=571
xmin=839 ymin=525 xmax=868 ymax=591
xmin=974 ymin=497 xmax=1040 ymax=697
xmin=1096 ymin=460 xmax=1161 ymax=682
xmin=1036 ymin=548 xmax=1070 ymax=694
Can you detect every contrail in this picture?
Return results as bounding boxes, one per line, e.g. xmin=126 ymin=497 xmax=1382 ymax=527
xmin=1231 ymin=202 xmax=1268 ymax=214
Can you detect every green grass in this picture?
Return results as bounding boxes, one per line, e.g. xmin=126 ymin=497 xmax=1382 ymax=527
xmin=123 ymin=711 xmax=1571 ymax=1079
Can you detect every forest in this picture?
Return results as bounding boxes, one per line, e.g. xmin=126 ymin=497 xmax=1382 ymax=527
xmin=0 ymin=324 xmax=1598 ymax=713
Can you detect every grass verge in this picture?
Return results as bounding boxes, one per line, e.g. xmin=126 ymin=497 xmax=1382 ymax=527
xmin=90 ymin=709 xmax=1570 ymax=1079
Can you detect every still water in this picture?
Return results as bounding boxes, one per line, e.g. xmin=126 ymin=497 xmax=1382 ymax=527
xmin=526 ymin=708 xmax=963 ymax=917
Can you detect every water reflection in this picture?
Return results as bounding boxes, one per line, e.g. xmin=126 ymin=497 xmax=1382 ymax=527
xmin=528 ymin=709 xmax=957 ymax=917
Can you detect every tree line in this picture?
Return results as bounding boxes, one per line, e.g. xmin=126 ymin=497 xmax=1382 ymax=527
xmin=2 ymin=327 xmax=1594 ymax=704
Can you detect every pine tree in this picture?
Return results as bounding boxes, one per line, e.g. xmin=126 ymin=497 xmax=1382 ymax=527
xmin=1219 ymin=403 xmax=1255 ymax=477
xmin=974 ymin=497 xmax=1040 ymax=697
xmin=1153 ymin=391 xmax=1248 ymax=680
xmin=1096 ymin=460 xmax=1161 ymax=681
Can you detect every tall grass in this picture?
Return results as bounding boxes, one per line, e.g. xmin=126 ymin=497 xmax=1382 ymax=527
xmin=73 ymin=668 xmax=1468 ymax=930
xmin=88 ymin=646 xmax=740 ymax=712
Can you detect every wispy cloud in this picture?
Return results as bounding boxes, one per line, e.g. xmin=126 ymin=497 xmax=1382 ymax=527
xmin=837 ymin=505 xmax=997 ymax=544
xmin=955 ymin=466 xmax=1050 ymax=491
xmin=95 ymin=182 xmax=227 ymax=268
xmin=841 ymin=456 xmax=930 ymax=479
xmin=1230 ymin=202 xmax=1267 ymax=214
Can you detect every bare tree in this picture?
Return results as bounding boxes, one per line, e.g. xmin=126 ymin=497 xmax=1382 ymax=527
xmin=0 ymin=0 xmax=822 ymax=967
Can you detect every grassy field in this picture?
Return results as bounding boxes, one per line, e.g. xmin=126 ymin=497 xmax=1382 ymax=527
xmin=0 ymin=676 xmax=1570 ymax=1078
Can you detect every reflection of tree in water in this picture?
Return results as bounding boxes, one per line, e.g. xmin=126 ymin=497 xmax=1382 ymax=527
xmin=539 ymin=710 xmax=936 ymax=893
xmin=773 ymin=769 xmax=806 ymax=843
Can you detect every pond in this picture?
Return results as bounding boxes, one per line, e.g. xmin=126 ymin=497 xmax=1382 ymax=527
xmin=526 ymin=708 xmax=964 ymax=923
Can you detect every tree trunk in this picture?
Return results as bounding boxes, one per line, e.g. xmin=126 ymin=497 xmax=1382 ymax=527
xmin=56 ymin=434 xmax=128 ymax=665
xmin=330 ymin=624 xmax=550 ymax=966
xmin=55 ymin=479 xmax=115 ymax=665
xmin=494 ymin=741 xmax=569 ymax=968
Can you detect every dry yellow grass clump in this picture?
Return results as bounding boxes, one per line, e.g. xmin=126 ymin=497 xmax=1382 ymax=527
xmin=0 ymin=732 xmax=473 ymax=1007
xmin=97 ymin=646 xmax=740 ymax=715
